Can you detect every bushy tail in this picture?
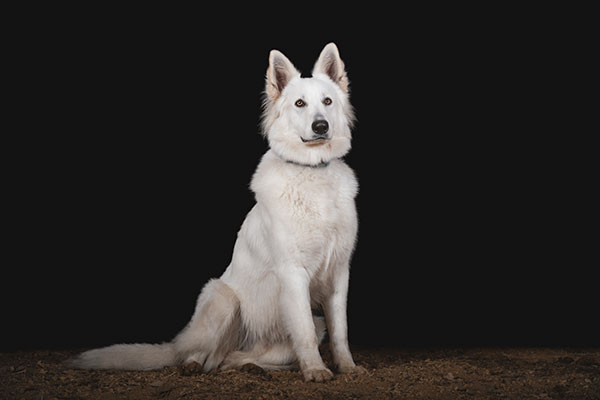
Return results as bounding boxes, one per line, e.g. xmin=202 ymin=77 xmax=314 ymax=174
xmin=67 ymin=342 xmax=176 ymax=371
xmin=67 ymin=279 xmax=240 ymax=371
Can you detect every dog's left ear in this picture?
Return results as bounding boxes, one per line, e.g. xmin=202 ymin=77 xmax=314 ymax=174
xmin=312 ymin=43 xmax=349 ymax=92
xmin=266 ymin=50 xmax=300 ymax=101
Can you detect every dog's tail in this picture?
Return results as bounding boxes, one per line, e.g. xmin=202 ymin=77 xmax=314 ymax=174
xmin=66 ymin=342 xmax=176 ymax=371
xmin=66 ymin=279 xmax=240 ymax=371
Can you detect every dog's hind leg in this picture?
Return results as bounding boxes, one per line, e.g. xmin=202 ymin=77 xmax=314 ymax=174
xmin=221 ymin=342 xmax=296 ymax=370
xmin=221 ymin=316 xmax=326 ymax=371
xmin=173 ymin=279 xmax=241 ymax=372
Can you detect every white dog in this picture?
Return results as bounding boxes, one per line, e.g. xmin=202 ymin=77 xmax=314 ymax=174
xmin=69 ymin=42 xmax=362 ymax=382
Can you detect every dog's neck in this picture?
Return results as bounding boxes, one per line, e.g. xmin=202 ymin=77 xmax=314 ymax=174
xmin=285 ymin=159 xmax=330 ymax=168
xmin=271 ymin=150 xmax=332 ymax=168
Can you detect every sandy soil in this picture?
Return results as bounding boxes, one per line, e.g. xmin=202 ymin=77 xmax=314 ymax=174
xmin=1 ymin=346 xmax=599 ymax=399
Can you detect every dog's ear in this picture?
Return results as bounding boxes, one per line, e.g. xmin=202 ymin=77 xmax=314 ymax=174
xmin=266 ymin=50 xmax=300 ymax=101
xmin=312 ymin=43 xmax=349 ymax=92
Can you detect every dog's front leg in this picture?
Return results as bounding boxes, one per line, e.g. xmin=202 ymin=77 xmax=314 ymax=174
xmin=323 ymin=264 xmax=365 ymax=374
xmin=279 ymin=268 xmax=333 ymax=382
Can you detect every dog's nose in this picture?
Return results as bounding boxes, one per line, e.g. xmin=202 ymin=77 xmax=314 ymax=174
xmin=311 ymin=120 xmax=329 ymax=136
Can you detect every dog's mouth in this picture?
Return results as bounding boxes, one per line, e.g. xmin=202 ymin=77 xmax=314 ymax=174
xmin=301 ymin=137 xmax=329 ymax=146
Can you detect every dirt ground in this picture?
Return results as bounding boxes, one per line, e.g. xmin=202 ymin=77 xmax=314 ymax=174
xmin=1 ymin=346 xmax=599 ymax=399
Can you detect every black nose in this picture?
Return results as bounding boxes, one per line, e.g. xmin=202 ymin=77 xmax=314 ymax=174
xmin=311 ymin=120 xmax=329 ymax=136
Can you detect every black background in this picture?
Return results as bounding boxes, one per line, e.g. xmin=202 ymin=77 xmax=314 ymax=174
xmin=4 ymin=8 xmax=596 ymax=352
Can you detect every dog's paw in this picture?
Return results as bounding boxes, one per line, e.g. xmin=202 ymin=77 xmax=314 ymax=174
xmin=337 ymin=364 xmax=367 ymax=375
xmin=240 ymin=363 xmax=270 ymax=377
xmin=302 ymin=367 xmax=334 ymax=382
xmin=179 ymin=361 xmax=204 ymax=376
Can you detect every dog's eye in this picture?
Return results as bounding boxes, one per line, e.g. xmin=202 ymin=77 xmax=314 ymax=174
xmin=323 ymin=97 xmax=332 ymax=106
xmin=295 ymin=99 xmax=305 ymax=107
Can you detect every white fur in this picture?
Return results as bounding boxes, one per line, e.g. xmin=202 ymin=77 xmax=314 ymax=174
xmin=68 ymin=43 xmax=361 ymax=382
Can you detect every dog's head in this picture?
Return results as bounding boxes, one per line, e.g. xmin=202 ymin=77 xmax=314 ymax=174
xmin=262 ymin=43 xmax=355 ymax=166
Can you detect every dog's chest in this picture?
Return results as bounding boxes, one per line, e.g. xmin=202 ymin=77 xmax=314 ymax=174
xmin=282 ymin=167 xmax=348 ymax=219
xmin=251 ymin=155 xmax=358 ymax=272
xmin=279 ymin=167 xmax=357 ymax=269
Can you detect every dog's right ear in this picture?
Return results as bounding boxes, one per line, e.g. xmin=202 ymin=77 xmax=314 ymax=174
xmin=265 ymin=50 xmax=300 ymax=101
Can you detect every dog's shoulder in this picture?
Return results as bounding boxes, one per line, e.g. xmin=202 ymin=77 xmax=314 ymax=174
xmin=329 ymin=158 xmax=358 ymax=199
xmin=249 ymin=151 xmax=287 ymax=198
